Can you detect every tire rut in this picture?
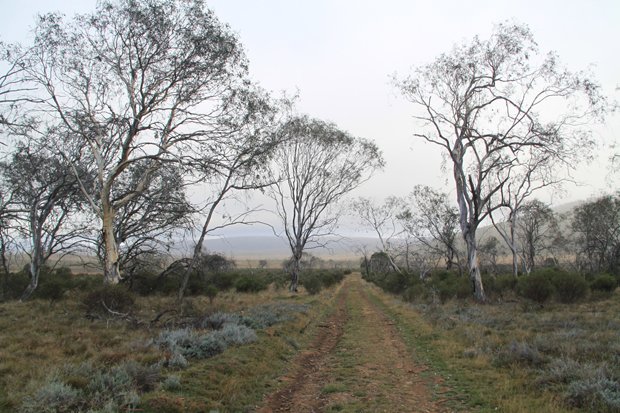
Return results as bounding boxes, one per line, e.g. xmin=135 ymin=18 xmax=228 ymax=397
xmin=257 ymin=275 xmax=461 ymax=412
xmin=258 ymin=282 xmax=349 ymax=413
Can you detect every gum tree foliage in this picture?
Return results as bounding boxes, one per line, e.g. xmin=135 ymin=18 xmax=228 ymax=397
xmin=103 ymin=161 xmax=191 ymax=280
xmin=488 ymin=155 xmax=563 ymax=277
xmin=8 ymin=0 xmax=249 ymax=284
xmin=395 ymin=23 xmax=607 ymax=301
xmin=177 ymin=87 xmax=282 ymax=300
xmin=399 ymin=185 xmax=462 ymax=273
xmin=269 ymin=116 xmax=384 ymax=292
xmin=351 ymin=197 xmax=405 ymax=274
xmin=572 ymin=194 xmax=620 ymax=275
xmin=0 ymin=43 xmax=40 ymax=131
xmin=0 ymin=138 xmax=89 ymax=300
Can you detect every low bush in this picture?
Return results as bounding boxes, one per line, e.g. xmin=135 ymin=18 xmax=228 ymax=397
xmin=161 ymin=375 xmax=181 ymax=391
xmin=590 ymin=274 xmax=618 ymax=293
xmin=301 ymin=274 xmax=322 ymax=295
xmin=234 ymin=274 xmax=268 ymax=293
xmin=35 ymin=267 xmax=75 ymax=301
xmin=2 ymin=272 xmax=30 ymax=299
xmin=205 ymin=284 xmax=218 ymax=304
xmin=402 ymin=284 xmax=427 ymax=302
xmin=428 ymin=271 xmax=469 ymax=303
xmin=565 ymin=376 xmax=620 ymax=412
xmin=493 ymin=340 xmax=545 ymax=367
xmin=20 ymin=361 xmax=161 ymax=413
xmin=20 ymin=381 xmax=82 ymax=413
xmin=82 ymin=285 xmax=136 ymax=316
xmin=517 ymin=272 xmax=555 ymax=303
xmin=243 ymin=303 xmax=309 ymax=329
xmin=209 ymin=271 xmax=238 ymax=291
xmin=548 ymin=271 xmax=589 ymax=303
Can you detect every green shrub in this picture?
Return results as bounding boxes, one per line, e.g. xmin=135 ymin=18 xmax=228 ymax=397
xmin=550 ymin=272 xmax=589 ymax=303
xmin=82 ymin=285 xmax=136 ymax=316
xmin=209 ymin=271 xmax=238 ymax=291
xmin=205 ymin=284 xmax=218 ymax=304
xmin=35 ymin=268 xmax=75 ymax=301
xmin=301 ymin=274 xmax=322 ymax=295
xmin=382 ymin=272 xmax=409 ymax=294
xmin=495 ymin=274 xmax=518 ymax=294
xmin=3 ymin=272 xmax=30 ymax=300
xmin=402 ymin=284 xmax=427 ymax=302
xmin=234 ymin=275 xmax=267 ymax=293
xmin=518 ymin=272 xmax=555 ymax=303
xmin=428 ymin=271 xmax=468 ymax=302
xmin=590 ymin=274 xmax=618 ymax=293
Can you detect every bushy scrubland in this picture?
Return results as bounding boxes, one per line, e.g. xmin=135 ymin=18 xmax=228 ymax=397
xmin=0 ymin=263 xmax=348 ymax=412
xmin=363 ymin=266 xmax=620 ymax=412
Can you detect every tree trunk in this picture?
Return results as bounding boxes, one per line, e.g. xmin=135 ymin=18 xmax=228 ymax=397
xmin=453 ymin=151 xmax=486 ymax=302
xmin=178 ymin=241 xmax=205 ymax=301
xmin=102 ymin=204 xmax=121 ymax=284
xmin=464 ymin=230 xmax=486 ymax=302
xmin=289 ymin=252 xmax=301 ymax=292
xmin=20 ymin=261 xmax=40 ymax=301
xmin=21 ymin=209 xmax=43 ymax=301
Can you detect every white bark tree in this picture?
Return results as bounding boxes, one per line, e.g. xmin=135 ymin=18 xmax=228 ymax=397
xmin=395 ymin=22 xmax=607 ymax=301
xmin=0 ymin=137 xmax=89 ymax=300
xmin=516 ymin=199 xmax=558 ymax=273
xmin=8 ymin=0 xmax=248 ymax=284
xmin=177 ymin=87 xmax=282 ymax=300
xmin=399 ymin=185 xmax=462 ymax=274
xmin=351 ymin=197 xmax=405 ymax=274
xmin=269 ymin=115 xmax=383 ymax=291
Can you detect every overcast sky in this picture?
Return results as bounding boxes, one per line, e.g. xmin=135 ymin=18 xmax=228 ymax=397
xmin=1 ymin=0 xmax=618 ymax=210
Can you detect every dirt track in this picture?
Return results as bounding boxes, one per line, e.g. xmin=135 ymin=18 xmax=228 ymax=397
xmin=258 ymin=275 xmax=458 ymax=412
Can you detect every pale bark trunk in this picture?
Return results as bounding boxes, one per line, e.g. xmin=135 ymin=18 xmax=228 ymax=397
xmin=102 ymin=203 xmax=121 ymax=284
xmin=464 ymin=227 xmax=486 ymax=302
xmin=21 ymin=207 xmax=43 ymax=301
xmin=453 ymin=144 xmax=486 ymax=302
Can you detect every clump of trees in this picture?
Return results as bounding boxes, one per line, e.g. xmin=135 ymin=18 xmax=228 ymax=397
xmin=394 ymin=22 xmax=609 ymax=301
xmin=0 ymin=0 xmax=381 ymax=300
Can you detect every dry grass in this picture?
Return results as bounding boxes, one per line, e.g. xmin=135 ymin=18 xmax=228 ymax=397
xmin=0 ymin=280 xmax=336 ymax=412
xmin=376 ymin=284 xmax=620 ymax=412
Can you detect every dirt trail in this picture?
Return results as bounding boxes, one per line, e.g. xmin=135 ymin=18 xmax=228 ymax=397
xmin=258 ymin=275 xmax=458 ymax=413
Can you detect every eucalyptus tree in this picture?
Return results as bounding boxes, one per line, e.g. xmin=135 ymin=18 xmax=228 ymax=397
xmin=0 ymin=137 xmax=89 ymax=300
xmin=399 ymin=185 xmax=462 ymax=273
xmin=177 ymin=87 xmax=282 ymax=300
xmin=488 ymin=148 xmax=566 ymax=276
xmin=269 ymin=116 xmax=383 ymax=291
xmin=516 ymin=199 xmax=558 ymax=273
xmin=105 ymin=161 xmax=191 ymax=280
xmin=9 ymin=0 xmax=249 ymax=284
xmin=351 ymin=197 xmax=405 ymax=274
xmin=395 ymin=23 xmax=607 ymax=301
xmin=572 ymin=194 xmax=620 ymax=275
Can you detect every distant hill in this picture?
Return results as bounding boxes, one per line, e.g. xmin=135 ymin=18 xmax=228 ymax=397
xmin=204 ymin=235 xmax=380 ymax=260
xmin=200 ymin=198 xmax=592 ymax=261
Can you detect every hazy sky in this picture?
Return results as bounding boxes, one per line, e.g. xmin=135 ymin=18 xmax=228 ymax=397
xmin=1 ymin=0 xmax=619 ymax=208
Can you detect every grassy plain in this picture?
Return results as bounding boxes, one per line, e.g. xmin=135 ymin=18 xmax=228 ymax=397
xmin=1 ymin=272 xmax=618 ymax=412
